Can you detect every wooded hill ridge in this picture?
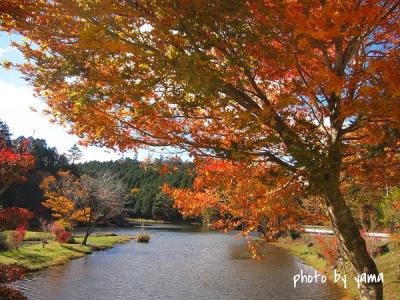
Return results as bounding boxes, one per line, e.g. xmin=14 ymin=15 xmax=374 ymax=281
xmin=0 ymin=120 xmax=194 ymax=222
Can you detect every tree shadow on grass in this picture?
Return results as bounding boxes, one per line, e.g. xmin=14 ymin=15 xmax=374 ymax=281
xmin=11 ymin=252 xmax=50 ymax=265
xmin=61 ymin=244 xmax=91 ymax=254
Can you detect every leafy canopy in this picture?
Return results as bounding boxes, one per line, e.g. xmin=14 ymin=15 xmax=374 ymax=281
xmin=2 ymin=1 xmax=398 ymax=183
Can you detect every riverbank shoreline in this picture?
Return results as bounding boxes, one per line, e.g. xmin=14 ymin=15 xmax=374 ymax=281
xmin=0 ymin=233 xmax=134 ymax=272
xmin=268 ymin=236 xmax=400 ymax=299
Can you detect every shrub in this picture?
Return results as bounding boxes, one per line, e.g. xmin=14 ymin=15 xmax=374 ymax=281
xmin=289 ymin=229 xmax=301 ymax=240
xmin=375 ymin=244 xmax=390 ymax=256
xmin=0 ymin=208 xmax=33 ymax=231
xmin=0 ymin=264 xmax=25 ymax=283
xmin=15 ymin=226 xmax=26 ymax=240
xmin=312 ymin=235 xmax=340 ymax=267
xmin=7 ymin=226 xmax=27 ymax=250
xmin=7 ymin=232 xmax=21 ymax=250
xmin=0 ymin=264 xmax=26 ymax=300
xmin=0 ymin=286 xmax=26 ymax=300
xmin=15 ymin=226 xmax=26 ymax=249
xmin=136 ymin=232 xmax=150 ymax=243
xmin=50 ymin=223 xmax=72 ymax=244
xmin=58 ymin=231 xmax=72 ymax=244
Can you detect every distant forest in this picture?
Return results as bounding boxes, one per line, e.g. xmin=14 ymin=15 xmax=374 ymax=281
xmin=0 ymin=120 xmax=194 ymax=222
xmin=77 ymin=158 xmax=194 ymax=220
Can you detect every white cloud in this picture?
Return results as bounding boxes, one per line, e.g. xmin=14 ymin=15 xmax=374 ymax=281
xmin=0 ymin=46 xmax=14 ymax=58
xmin=0 ymin=79 xmax=132 ymax=162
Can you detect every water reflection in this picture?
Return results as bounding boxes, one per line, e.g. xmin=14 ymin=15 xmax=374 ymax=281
xmin=15 ymin=225 xmax=344 ymax=299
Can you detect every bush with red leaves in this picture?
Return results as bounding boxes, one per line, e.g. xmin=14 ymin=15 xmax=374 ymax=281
xmin=57 ymin=231 xmax=72 ymax=244
xmin=0 ymin=208 xmax=33 ymax=231
xmin=15 ymin=226 xmax=26 ymax=238
xmin=0 ymin=286 xmax=26 ymax=300
xmin=0 ymin=264 xmax=26 ymax=300
xmin=0 ymin=264 xmax=25 ymax=283
xmin=8 ymin=226 xmax=27 ymax=249
xmin=312 ymin=235 xmax=340 ymax=267
xmin=51 ymin=223 xmax=72 ymax=244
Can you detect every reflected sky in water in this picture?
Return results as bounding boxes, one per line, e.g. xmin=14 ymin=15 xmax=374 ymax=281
xmin=15 ymin=225 xmax=344 ymax=300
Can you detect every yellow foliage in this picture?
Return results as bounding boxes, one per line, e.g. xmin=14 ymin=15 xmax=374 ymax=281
xmin=41 ymin=171 xmax=92 ymax=226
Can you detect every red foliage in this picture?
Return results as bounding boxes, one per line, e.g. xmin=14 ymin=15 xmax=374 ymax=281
xmin=166 ymin=158 xmax=313 ymax=237
xmin=0 ymin=138 xmax=35 ymax=192
xmin=57 ymin=231 xmax=72 ymax=244
xmin=15 ymin=226 xmax=26 ymax=238
xmin=0 ymin=286 xmax=26 ymax=300
xmin=0 ymin=264 xmax=26 ymax=300
xmin=51 ymin=223 xmax=72 ymax=244
xmin=0 ymin=149 xmax=34 ymax=182
xmin=313 ymin=235 xmax=340 ymax=267
xmin=12 ymin=226 xmax=27 ymax=249
xmin=158 ymin=163 xmax=177 ymax=177
xmin=0 ymin=264 xmax=25 ymax=283
xmin=0 ymin=208 xmax=33 ymax=231
xmin=394 ymin=201 xmax=400 ymax=210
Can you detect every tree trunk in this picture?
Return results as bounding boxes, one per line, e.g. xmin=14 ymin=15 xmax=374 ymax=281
xmin=81 ymin=224 xmax=93 ymax=246
xmin=321 ymin=183 xmax=383 ymax=300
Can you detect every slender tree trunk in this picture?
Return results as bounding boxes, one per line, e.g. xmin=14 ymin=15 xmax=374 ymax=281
xmin=320 ymin=182 xmax=383 ymax=300
xmin=81 ymin=224 xmax=93 ymax=246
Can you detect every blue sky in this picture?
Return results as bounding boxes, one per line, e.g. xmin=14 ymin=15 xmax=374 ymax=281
xmin=0 ymin=32 xmax=158 ymax=162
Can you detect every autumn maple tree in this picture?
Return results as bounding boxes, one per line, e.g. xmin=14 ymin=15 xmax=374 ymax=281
xmin=2 ymin=1 xmax=400 ymax=298
xmin=0 ymin=120 xmax=34 ymax=198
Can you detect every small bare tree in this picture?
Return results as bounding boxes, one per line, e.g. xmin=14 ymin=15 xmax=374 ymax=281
xmin=78 ymin=172 xmax=125 ymax=245
xmin=41 ymin=171 xmax=126 ymax=245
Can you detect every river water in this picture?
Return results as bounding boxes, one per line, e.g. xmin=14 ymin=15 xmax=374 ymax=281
xmin=14 ymin=224 xmax=344 ymax=299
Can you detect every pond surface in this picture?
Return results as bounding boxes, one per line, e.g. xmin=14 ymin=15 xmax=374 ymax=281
xmin=15 ymin=224 xmax=344 ymax=299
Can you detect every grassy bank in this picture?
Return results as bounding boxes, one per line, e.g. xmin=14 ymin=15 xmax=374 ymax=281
xmin=0 ymin=232 xmax=133 ymax=271
xmin=271 ymin=236 xmax=400 ymax=299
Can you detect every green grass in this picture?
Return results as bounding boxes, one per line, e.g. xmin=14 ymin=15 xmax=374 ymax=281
xmin=271 ymin=236 xmax=400 ymax=300
xmin=74 ymin=235 xmax=133 ymax=249
xmin=24 ymin=231 xmax=54 ymax=241
xmin=0 ymin=233 xmax=133 ymax=271
xmin=3 ymin=231 xmax=54 ymax=242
